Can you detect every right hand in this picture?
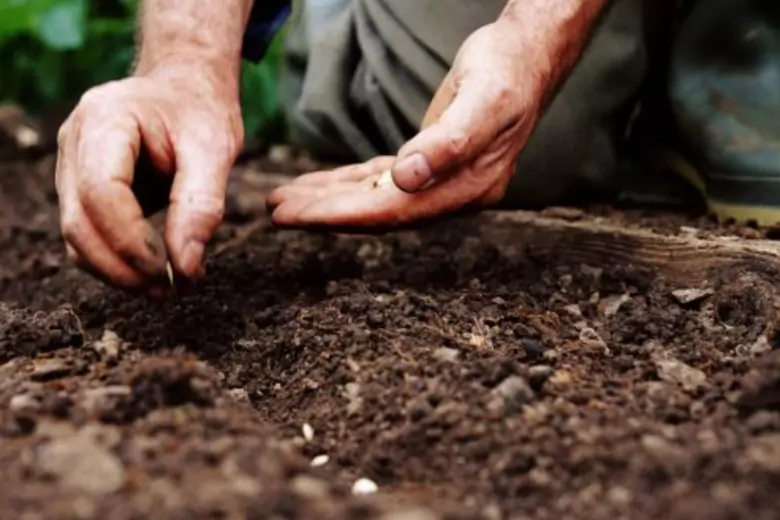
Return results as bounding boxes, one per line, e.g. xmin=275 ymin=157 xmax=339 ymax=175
xmin=55 ymin=63 xmax=243 ymax=296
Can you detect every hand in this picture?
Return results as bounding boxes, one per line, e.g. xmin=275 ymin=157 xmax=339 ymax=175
xmin=56 ymin=63 xmax=243 ymax=295
xmin=267 ymin=21 xmax=549 ymax=230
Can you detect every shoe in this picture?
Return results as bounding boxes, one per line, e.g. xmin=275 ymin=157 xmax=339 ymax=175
xmin=666 ymin=0 xmax=780 ymax=225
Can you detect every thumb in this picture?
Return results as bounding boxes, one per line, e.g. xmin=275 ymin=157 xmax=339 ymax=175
xmin=391 ymin=80 xmax=499 ymax=192
xmin=165 ymin=136 xmax=232 ymax=278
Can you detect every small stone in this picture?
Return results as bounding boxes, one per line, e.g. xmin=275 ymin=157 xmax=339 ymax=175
xmin=227 ymin=388 xmax=250 ymax=403
xmin=268 ymin=144 xmax=293 ymax=164
xmin=302 ymin=423 xmax=314 ymax=442
xmin=31 ymin=359 xmax=71 ymax=381
xmin=550 ymin=370 xmax=573 ymax=386
xmin=671 ymin=288 xmax=714 ymax=305
xmin=432 ymin=347 xmax=460 ymax=363
xmin=655 ymin=358 xmax=707 ymax=392
xmin=745 ymin=434 xmax=780 ymax=472
xmin=750 ymin=335 xmax=772 ymax=356
xmin=379 ymin=507 xmax=439 ymax=520
xmin=291 ymin=476 xmax=330 ymax=499
xmin=528 ymin=365 xmax=554 ymax=388
xmin=352 ymin=477 xmax=379 ymax=495
xmin=37 ymin=430 xmax=126 ymax=494
xmin=9 ymin=394 xmax=39 ymax=414
xmin=81 ymin=386 xmax=131 ymax=416
xmin=488 ymin=375 xmax=534 ymax=416
xmin=540 ymin=206 xmax=585 ymax=221
xmin=598 ymin=294 xmax=630 ymax=317
xmin=344 ymin=382 xmax=363 ymax=415
xmin=310 ymin=454 xmax=330 ymax=467
xmin=93 ymin=330 xmax=122 ymax=360
xmin=579 ymin=327 xmax=608 ymax=352
xmin=563 ymin=304 xmax=583 ymax=318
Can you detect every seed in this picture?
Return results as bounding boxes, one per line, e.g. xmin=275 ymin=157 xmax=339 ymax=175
xmin=302 ymin=423 xmax=314 ymax=442
xmin=352 ymin=477 xmax=378 ymax=495
xmin=373 ymin=169 xmax=394 ymax=189
xmin=310 ymin=454 xmax=330 ymax=467
xmin=166 ymin=261 xmax=174 ymax=286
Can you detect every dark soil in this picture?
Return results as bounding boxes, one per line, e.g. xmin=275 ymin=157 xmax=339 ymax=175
xmin=3 ymin=143 xmax=780 ymax=519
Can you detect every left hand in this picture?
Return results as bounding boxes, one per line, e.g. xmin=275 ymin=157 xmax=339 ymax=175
xmin=266 ymin=20 xmax=551 ymax=230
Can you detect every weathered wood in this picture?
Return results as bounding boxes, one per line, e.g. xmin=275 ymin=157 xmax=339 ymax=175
xmin=477 ymin=210 xmax=780 ymax=286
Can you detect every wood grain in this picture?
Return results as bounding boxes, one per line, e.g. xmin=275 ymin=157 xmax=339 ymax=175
xmin=476 ymin=210 xmax=780 ymax=286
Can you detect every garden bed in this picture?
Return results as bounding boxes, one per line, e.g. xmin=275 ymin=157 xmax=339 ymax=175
xmin=2 ymin=145 xmax=780 ymax=519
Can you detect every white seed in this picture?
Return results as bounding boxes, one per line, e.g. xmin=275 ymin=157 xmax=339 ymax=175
xmin=16 ymin=126 xmax=40 ymax=148
xmin=166 ymin=261 xmax=174 ymax=286
xmin=373 ymin=169 xmax=394 ymax=189
xmin=310 ymin=454 xmax=330 ymax=467
xmin=302 ymin=423 xmax=314 ymax=442
xmin=352 ymin=477 xmax=378 ymax=495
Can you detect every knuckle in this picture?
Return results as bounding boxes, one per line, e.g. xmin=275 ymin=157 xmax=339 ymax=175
xmin=444 ymin=131 xmax=471 ymax=160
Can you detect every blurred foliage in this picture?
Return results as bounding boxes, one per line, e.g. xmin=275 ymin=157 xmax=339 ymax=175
xmin=0 ymin=0 xmax=285 ymax=141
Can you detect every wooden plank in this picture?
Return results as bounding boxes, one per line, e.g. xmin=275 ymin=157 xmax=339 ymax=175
xmin=477 ymin=210 xmax=780 ymax=286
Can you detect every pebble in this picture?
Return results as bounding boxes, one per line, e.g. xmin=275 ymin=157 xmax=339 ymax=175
xmin=227 ymin=388 xmax=250 ymax=403
xmin=750 ymin=335 xmax=772 ymax=356
xmin=671 ymin=288 xmax=714 ymax=305
xmin=579 ymin=327 xmax=608 ymax=353
xmin=92 ymin=330 xmax=122 ymax=360
xmin=598 ymin=294 xmax=630 ymax=317
xmin=432 ymin=347 xmax=460 ymax=363
xmin=9 ymin=394 xmax=39 ymax=413
xmin=291 ymin=476 xmax=330 ymax=499
xmin=550 ymin=370 xmax=573 ymax=386
xmin=379 ymin=508 xmax=439 ymax=520
xmin=488 ymin=375 xmax=534 ymax=416
xmin=655 ymin=358 xmax=707 ymax=392
xmin=352 ymin=477 xmax=379 ymax=495
xmin=37 ymin=429 xmax=126 ymax=495
xmin=81 ymin=386 xmax=131 ymax=415
xmin=528 ymin=365 xmax=554 ymax=387
xmin=745 ymin=434 xmax=780 ymax=472
xmin=30 ymin=359 xmax=71 ymax=381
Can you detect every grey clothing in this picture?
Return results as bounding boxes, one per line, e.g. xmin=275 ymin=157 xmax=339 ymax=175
xmin=282 ymin=0 xmax=658 ymax=207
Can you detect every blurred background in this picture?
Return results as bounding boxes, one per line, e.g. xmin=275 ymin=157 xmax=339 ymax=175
xmin=0 ymin=0 xmax=286 ymax=146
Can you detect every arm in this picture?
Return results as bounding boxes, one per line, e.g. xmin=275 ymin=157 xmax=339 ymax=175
xmin=133 ymin=0 xmax=256 ymax=89
xmin=499 ymin=0 xmax=611 ymax=106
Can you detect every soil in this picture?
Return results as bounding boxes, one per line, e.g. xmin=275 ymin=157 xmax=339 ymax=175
xmin=3 ymin=136 xmax=780 ymax=519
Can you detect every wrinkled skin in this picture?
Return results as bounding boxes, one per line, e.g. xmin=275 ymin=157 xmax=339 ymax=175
xmin=55 ymin=63 xmax=243 ymax=296
xmin=266 ymin=21 xmax=546 ymax=231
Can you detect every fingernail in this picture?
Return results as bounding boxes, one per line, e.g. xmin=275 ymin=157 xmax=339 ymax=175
xmin=180 ymin=240 xmax=205 ymax=278
xmin=392 ymin=153 xmax=432 ymax=192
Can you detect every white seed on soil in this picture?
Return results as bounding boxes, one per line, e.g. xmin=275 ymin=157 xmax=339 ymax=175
xmin=310 ymin=454 xmax=330 ymax=467
xmin=352 ymin=477 xmax=379 ymax=495
xmin=301 ymin=423 xmax=314 ymax=442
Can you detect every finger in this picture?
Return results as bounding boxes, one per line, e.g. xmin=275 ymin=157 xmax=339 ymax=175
xmin=62 ymin=202 xmax=149 ymax=289
xmin=165 ymin=133 xmax=233 ymax=278
xmin=272 ymin=162 xmax=500 ymax=229
xmin=76 ymin=113 xmax=169 ymax=280
xmin=391 ymin=80 xmax=513 ymax=193
xmin=291 ymin=156 xmax=394 ymax=187
xmin=266 ymin=179 xmax=376 ymax=211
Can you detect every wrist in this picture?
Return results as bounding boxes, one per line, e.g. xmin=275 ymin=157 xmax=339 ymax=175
xmin=136 ymin=54 xmax=241 ymax=104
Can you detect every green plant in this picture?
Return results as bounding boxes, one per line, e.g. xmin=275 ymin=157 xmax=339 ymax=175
xmin=0 ymin=0 xmax=284 ymax=141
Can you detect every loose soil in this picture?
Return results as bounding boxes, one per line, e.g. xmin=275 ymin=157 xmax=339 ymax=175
xmin=3 ymin=141 xmax=780 ymax=519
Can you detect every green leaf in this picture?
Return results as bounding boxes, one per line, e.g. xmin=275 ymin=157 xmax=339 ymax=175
xmin=35 ymin=0 xmax=87 ymax=50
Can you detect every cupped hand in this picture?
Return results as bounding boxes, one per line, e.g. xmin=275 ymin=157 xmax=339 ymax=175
xmin=267 ymin=20 xmax=548 ymax=230
xmin=56 ymin=63 xmax=243 ymax=295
